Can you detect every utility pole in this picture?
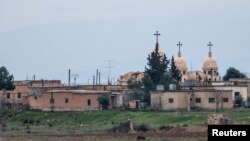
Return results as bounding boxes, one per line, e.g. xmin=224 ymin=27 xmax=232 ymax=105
xmin=96 ymin=69 xmax=98 ymax=85
xmin=71 ymin=74 xmax=79 ymax=86
xmin=93 ymin=75 xmax=95 ymax=90
xmin=99 ymin=72 xmax=101 ymax=85
xmin=68 ymin=69 xmax=71 ymax=86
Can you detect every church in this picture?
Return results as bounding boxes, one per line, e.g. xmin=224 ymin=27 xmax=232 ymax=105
xmin=174 ymin=41 xmax=219 ymax=83
xmin=119 ymin=31 xmax=220 ymax=86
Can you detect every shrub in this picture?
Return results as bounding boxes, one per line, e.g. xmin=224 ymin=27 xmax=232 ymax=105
xmin=111 ymin=121 xmax=130 ymax=133
xmin=135 ymin=124 xmax=149 ymax=132
xmin=1 ymin=122 xmax=7 ymax=132
xmin=137 ymin=135 xmax=146 ymax=140
xmin=111 ymin=122 xmax=150 ymax=133
xmin=97 ymin=95 xmax=110 ymax=110
xmin=159 ymin=125 xmax=173 ymax=131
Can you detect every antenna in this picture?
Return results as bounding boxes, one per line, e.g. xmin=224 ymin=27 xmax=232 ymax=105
xmin=106 ymin=60 xmax=114 ymax=85
xmin=71 ymin=74 xmax=79 ymax=86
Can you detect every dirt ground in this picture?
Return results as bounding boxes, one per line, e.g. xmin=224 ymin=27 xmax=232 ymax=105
xmin=0 ymin=125 xmax=207 ymax=141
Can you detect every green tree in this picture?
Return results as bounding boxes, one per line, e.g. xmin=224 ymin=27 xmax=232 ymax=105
xmin=97 ymin=95 xmax=110 ymax=110
xmin=127 ymin=78 xmax=142 ymax=89
xmin=223 ymin=67 xmax=246 ymax=81
xmin=143 ymin=42 xmax=170 ymax=91
xmin=170 ymin=56 xmax=182 ymax=85
xmin=0 ymin=66 xmax=15 ymax=90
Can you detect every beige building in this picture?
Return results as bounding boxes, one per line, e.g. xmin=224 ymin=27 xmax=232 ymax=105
xmin=229 ymin=78 xmax=250 ymax=99
xmin=0 ymin=82 xmax=30 ymax=107
xmin=212 ymin=81 xmax=248 ymax=102
xmin=28 ymin=90 xmax=111 ymax=111
xmin=119 ymin=71 xmax=144 ymax=86
xmin=151 ymin=90 xmax=233 ymax=111
xmin=0 ymin=80 xmax=62 ymax=107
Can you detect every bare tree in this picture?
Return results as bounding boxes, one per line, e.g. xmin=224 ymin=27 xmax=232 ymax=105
xmin=215 ymin=90 xmax=223 ymax=113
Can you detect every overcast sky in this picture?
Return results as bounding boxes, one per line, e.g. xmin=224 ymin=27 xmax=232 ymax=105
xmin=0 ymin=0 xmax=250 ymax=84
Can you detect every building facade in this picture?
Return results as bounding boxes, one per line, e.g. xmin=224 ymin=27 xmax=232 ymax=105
xmin=151 ymin=90 xmax=233 ymax=111
xmin=28 ymin=90 xmax=111 ymax=111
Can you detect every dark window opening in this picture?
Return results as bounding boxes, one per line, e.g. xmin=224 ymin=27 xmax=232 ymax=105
xmin=234 ymin=92 xmax=240 ymax=97
xmin=195 ymin=98 xmax=201 ymax=103
xmin=34 ymin=96 xmax=37 ymax=100
xmin=183 ymin=71 xmax=186 ymax=75
xmin=169 ymin=98 xmax=174 ymax=103
xmin=190 ymin=98 xmax=192 ymax=101
xmin=223 ymin=98 xmax=228 ymax=103
xmin=65 ymin=98 xmax=68 ymax=103
xmin=209 ymin=98 xmax=215 ymax=103
xmin=7 ymin=93 xmax=10 ymax=99
xmin=87 ymin=99 xmax=91 ymax=106
xmin=17 ymin=93 xmax=21 ymax=98
xmin=208 ymin=71 xmax=212 ymax=75
xmin=50 ymin=98 xmax=54 ymax=104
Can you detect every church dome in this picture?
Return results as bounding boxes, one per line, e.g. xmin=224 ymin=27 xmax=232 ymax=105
xmin=203 ymin=42 xmax=218 ymax=70
xmin=203 ymin=56 xmax=218 ymax=70
xmin=175 ymin=56 xmax=187 ymax=71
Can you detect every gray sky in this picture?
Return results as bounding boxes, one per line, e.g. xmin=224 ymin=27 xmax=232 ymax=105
xmin=0 ymin=0 xmax=250 ymax=84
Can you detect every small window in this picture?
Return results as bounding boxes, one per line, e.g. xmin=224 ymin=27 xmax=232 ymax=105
xmin=209 ymin=98 xmax=215 ymax=103
xmin=7 ymin=93 xmax=10 ymax=99
xmin=87 ymin=99 xmax=91 ymax=106
xmin=183 ymin=71 xmax=186 ymax=75
xmin=208 ymin=71 xmax=212 ymax=75
xmin=195 ymin=98 xmax=201 ymax=103
xmin=34 ymin=96 xmax=37 ymax=100
xmin=223 ymin=98 xmax=228 ymax=103
xmin=65 ymin=98 xmax=68 ymax=103
xmin=234 ymin=92 xmax=240 ymax=97
xmin=190 ymin=98 xmax=192 ymax=101
xmin=50 ymin=98 xmax=54 ymax=104
xmin=169 ymin=98 xmax=174 ymax=103
xmin=17 ymin=93 xmax=21 ymax=98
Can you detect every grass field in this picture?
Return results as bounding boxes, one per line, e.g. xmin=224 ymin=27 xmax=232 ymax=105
xmin=1 ymin=108 xmax=250 ymax=134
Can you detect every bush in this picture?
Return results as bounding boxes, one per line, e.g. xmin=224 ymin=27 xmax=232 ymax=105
xmin=1 ymin=122 xmax=7 ymax=132
xmin=136 ymin=124 xmax=149 ymax=132
xmin=22 ymin=119 xmax=34 ymax=125
xmin=97 ymin=95 xmax=110 ymax=110
xmin=111 ymin=121 xmax=130 ymax=133
xmin=137 ymin=135 xmax=146 ymax=140
xmin=111 ymin=122 xmax=150 ymax=133
xmin=159 ymin=125 xmax=173 ymax=131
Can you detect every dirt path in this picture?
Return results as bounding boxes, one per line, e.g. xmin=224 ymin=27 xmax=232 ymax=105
xmin=0 ymin=126 xmax=207 ymax=141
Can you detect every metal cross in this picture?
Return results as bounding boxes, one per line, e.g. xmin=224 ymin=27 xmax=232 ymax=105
xmin=177 ymin=41 xmax=182 ymax=52
xmin=154 ymin=31 xmax=160 ymax=43
xmin=207 ymin=41 xmax=213 ymax=52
